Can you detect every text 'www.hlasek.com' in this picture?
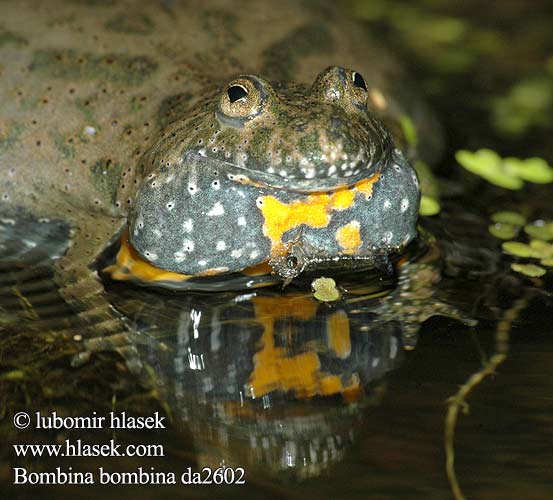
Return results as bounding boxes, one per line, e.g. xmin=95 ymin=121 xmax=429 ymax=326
xmin=12 ymin=411 xmax=246 ymax=486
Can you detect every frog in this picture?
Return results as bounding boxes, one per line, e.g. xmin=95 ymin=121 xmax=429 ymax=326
xmin=0 ymin=0 xmax=441 ymax=328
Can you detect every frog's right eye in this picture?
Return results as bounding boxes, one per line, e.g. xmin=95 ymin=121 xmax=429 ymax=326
xmin=227 ymin=84 xmax=248 ymax=103
xmin=217 ymin=76 xmax=268 ymax=126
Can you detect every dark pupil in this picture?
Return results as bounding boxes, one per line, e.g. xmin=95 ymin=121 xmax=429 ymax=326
xmin=227 ymin=85 xmax=248 ymax=103
xmin=353 ymin=72 xmax=367 ymax=91
xmin=287 ymin=255 xmax=299 ymax=268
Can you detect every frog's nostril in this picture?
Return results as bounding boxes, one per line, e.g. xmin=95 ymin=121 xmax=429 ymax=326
xmin=286 ymin=255 xmax=299 ymax=268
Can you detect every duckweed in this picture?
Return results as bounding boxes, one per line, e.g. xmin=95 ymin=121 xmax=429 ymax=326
xmin=312 ymin=277 xmax=342 ymax=302
xmin=529 ymin=240 xmax=553 ymax=259
xmin=510 ymin=263 xmax=546 ymax=278
xmin=524 ymin=220 xmax=553 ymax=241
xmin=502 ymin=241 xmax=533 ymax=258
xmin=488 ymin=223 xmax=518 ymax=240
xmin=491 ymin=211 xmax=526 ymax=226
xmin=456 ymin=149 xmax=553 ymax=189
xmin=419 ymin=195 xmax=440 ymax=216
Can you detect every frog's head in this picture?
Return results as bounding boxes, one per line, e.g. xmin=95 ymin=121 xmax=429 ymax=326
xmin=129 ymin=66 xmax=420 ymax=280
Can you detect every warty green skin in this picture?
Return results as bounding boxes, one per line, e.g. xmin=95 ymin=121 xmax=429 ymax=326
xmin=0 ymin=0 xmax=440 ymax=315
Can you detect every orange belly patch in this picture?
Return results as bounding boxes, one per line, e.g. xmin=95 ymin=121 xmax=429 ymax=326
xmin=258 ymin=172 xmax=379 ymax=256
xmin=335 ymin=220 xmax=362 ymax=253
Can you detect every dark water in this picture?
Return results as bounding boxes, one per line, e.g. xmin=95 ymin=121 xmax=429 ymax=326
xmin=2 ymin=1 xmax=553 ymax=499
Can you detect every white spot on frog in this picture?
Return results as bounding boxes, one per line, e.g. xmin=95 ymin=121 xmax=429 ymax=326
xmin=183 ymin=219 xmax=194 ymax=233
xmin=400 ymin=198 xmax=409 ymax=212
xmin=207 ymin=202 xmax=225 ymax=216
xmin=144 ymin=251 xmax=158 ymax=261
xmin=182 ymin=240 xmax=195 ymax=252
xmin=174 ymin=251 xmax=187 ymax=263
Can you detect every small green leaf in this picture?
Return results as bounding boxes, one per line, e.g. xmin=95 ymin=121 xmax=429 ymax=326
xmin=510 ymin=263 xmax=546 ymax=277
xmin=504 ymin=157 xmax=553 ymax=183
xmin=502 ymin=241 xmax=533 ymax=257
xmin=419 ymin=195 xmax=441 ymax=216
xmin=524 ymin=220 xmax=553 ymax=241
xmin=491 ymin=211 xmax=526 ymax=226
xmin=312 ymin=277 xmax=341 ymax=302
xmin=529 ymin=240 xmax=553 ymax=259
xmin=488 ymin=223 xmax=518 ymax=240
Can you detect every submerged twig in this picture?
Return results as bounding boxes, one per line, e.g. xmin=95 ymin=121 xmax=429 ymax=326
xmin=444 ymin=293 xmax=532 ymax=500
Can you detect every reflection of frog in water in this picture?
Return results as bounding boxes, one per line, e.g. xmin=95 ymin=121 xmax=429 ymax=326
xmin=71 ymin=240 xmax=473 ymax=478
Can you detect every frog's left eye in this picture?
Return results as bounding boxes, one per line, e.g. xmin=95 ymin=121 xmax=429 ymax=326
xmin=352 ymin=71 xmax=367 ymax=91
xmin=227 ymin=84 xmax=248 ymax=103
xmin=217 ymin=76 xmax=268 ymax=126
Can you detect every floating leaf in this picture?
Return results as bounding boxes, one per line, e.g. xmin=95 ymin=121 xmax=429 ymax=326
xmin=502 ymin=241 xmax=533 ymax=257
xmin=541 ymin=258 xmax=553 ymax=267
xmin=524 ymin=220 xmax=553 ymax=241
xmin=503 ymin=157 xmax=553 ymax=183
xmin=488 ymin=223 xmax=518 ymax=240
xmin=510 ymin=263 xmax=546 ymax=277
xmin=491 ymin=211 xmax=526 ymax=226
xmin=529 ymin=239 xmax=553 ymax=259
xmin=455 ymin=149 xmax=524 ymax=189
xmin=312 ymin=277 xmax=341 ymax=302
xmin=419 ymin=195 xmax=440 ymax=216
xmin=456 ymin=149 xmax=553 ymax=190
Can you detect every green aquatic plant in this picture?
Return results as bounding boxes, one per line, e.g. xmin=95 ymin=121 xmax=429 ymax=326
xmin=488 ymin=223 xmax=518 ymax=240
xmin=491 ymin=76 xmax=553 ymax=136
xmin=488 ymin=211 xmax=526 ymax=240
xmin=456 ymin=149 xmax=553 ymax=190
xmin=524 ymin=220 xmax=553 ymax=241
xmin=489 ymin=211 xmax=552 ymax=278
xmin=502 ymin=241 xmax=534 ymax=258
xmin=413 ymin=160 xmax=441 ymax=216
xmin=311 ymin=277 xmax=342 ymax=302
xmin=491 ymin=211 xmax=527 ymax=226
xmin=510 ymin=263 xmax=546 ymax=278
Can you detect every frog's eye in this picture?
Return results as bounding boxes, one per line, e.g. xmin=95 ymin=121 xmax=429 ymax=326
xmin=352 ymin=71 xmax=367 ymax=91
xmin=217 ymin=76 xmax=267 ymax=126
xmin=311 ymin=67 xmax=368 ymax=109
xmin=227 ymin=84 xmax=248 ymax=103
